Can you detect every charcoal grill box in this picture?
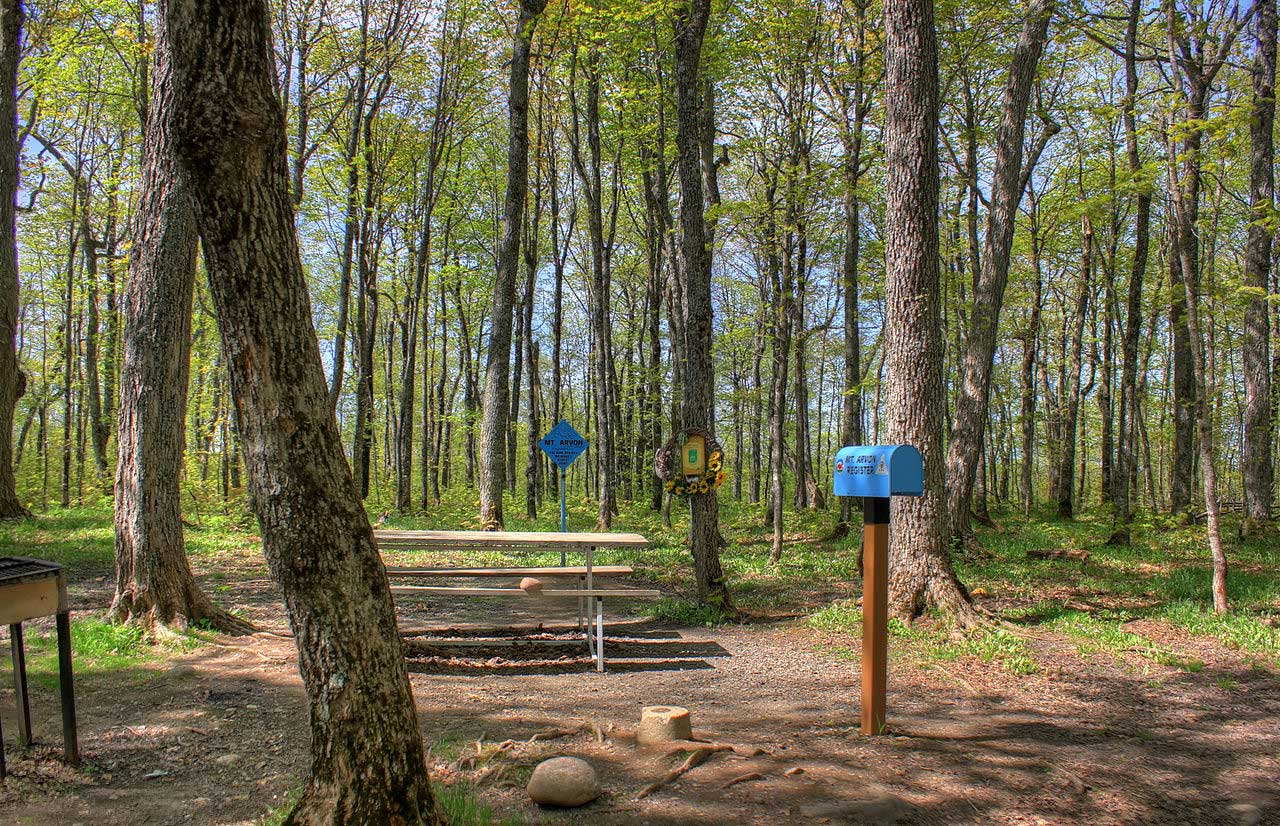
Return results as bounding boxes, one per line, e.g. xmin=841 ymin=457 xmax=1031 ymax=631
xmin=0 ymin=556 xmax=79 ymax=778
xmin=0 ymin=557 xmax=68 ymax=625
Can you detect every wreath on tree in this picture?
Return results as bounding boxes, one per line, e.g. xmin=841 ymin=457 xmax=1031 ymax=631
xmin=655 ymin=427 xmax=727 ymax=498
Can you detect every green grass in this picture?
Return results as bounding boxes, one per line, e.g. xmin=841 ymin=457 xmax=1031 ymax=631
xmin=955 ymin=504 xmax=1280 ymax=667
xmin=257 ymin=783 xmax=522 ymax=825
xmin=259 ymin=789 xmax=302 ymax=826
xmin=1044 ymin=609 xmax=1204 ymax=672
xmin=808 ymin=599 xmax=861 ymax=632
xmin=940 ymin=627 xmax=1040 ymax=675
xmin=436 ymin=783 xmax=524 ymax=826
xmin=18 ymin=617 xmax=209 ymax=691
xmin=644 ymin=597 xmax=734 ymax=626
xmin=9 ymin=488 xmax=1278 ymax=676
xmin=1158 ymin=600 xmax=1280 ymax=662
xmin=810 ymin=600 xmax=1039 ymax=675
xmin=21 ymin=619 xmax=151 ymax=689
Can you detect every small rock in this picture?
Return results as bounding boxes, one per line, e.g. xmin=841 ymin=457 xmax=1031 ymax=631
xmin=192 ymin=798 xmax=210 ymax=807
xmin=143 ymin=769 xmax=170 ymax=780
xmin=214 ymin=753 xmax=241 ymax=767
xmin=168 ymin=664 xmax=197 ymax=680
xmin=784 ymin=767 xmax=805 ymax=777
xmin=1229 ymin=803 xmax=1263 ymax=826
xmin=526 ymin=756 xmax=600 ymax=808
xmin=519 ymin=577 xmax=544 ymax=595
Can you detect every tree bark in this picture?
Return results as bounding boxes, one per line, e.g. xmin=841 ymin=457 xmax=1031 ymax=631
xmin=1243 ymin=0 xmax=1276 ymax=537
xmin=478 ymin=0 xmax=545 ymax=530
xmin=835 ymin=0 xmax=869 ymax=536
xmin=569 ymin=51 xmax=616 ymax=529
xmin=0 ymin=0 xmax=25 ymax=519
xmin=944 ymin=0 xmax=1055 ymax=542
xmin=113 ymin=6 xmax=247 ymax=634
xmin=163 ymin=0 xmax=440 ymax=821
xmin=1020 ymin=189 xmax=1046 ymax=516
xmin=674 ymin=0 xmax=732 ymax=610
xmin=1109 ymin=0 xmax=1153 ymax=544
xmin=881 ymin=0 xmax=975 ymax=624
xmin=1165 ymin=0 xmax=1232 ymax=612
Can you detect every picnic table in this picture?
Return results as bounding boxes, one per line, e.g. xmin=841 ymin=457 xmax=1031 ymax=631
xmin=374 ymin=530 xmax=659 ymax=672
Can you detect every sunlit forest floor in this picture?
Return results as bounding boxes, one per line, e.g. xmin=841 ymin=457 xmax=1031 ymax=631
xmin=0 ymin=492 xmax=1277 ymax=824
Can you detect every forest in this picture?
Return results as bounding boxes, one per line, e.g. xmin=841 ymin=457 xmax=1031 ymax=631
xmin=5 ymin=0 xmax=1278 ymax=601
xmin=0 ymin=0 xmax=1277 ymax=823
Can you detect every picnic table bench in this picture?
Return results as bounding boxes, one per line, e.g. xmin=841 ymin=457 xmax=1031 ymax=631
xmin=374 ymin=530 xmax=659 ymax=671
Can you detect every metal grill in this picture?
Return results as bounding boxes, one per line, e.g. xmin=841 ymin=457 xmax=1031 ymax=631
xmin=0 ymin=556 xmax=61 ymax=583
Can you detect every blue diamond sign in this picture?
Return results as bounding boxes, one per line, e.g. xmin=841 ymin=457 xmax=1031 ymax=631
xmin=539 ymin=420 xmax=588 ymax=470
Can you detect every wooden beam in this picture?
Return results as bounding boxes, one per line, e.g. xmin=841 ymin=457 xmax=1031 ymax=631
xmin=384 ymin=565 xmax=634 ymax=577
xmin=390 ymin=585 xmax=661 ymax=599
xmin=373 ymin=530 xmax=649 ymax=549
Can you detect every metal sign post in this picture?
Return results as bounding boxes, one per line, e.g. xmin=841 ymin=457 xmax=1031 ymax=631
xmin=538 ymin=420 xmax=588 ymax=565
xmin=832 ymin=444 xmax=924 ymax=736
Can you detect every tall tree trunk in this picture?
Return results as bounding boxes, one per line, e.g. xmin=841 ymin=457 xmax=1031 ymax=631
xmin=835 ymin=5 xmax=868 ymax=535
xmin=0 ymin=0 xmax=25 ymax=519
xmin=1020 ymin=192 xmax=1045 ymax=516
xmin=1109 ymin=0 xmax=1153 ymax=544
xmin=944 ymin=0 xmax=1055 ymax=542
xmin=478 ymin=0 xmax=545 ymax=529
xmin=83 ymin=238 xmax=109 ymax=480
xmin=1243 ymin=0 xmax=1277 ymax=537
xmin=327 ymin=9 xmax=369 ymax=414
xmin=766 ymin=181 xmax=791 ymax=564
xmin=113 ymin=16 xmax=246 ymax=634
xmin=1165 ymin=1 xmax=1232 ymax=611
xmin=881 ymin=0 xmax=975 ymax=625
xmin=1054 ymin=217 xmax=1092 ymax=518
xmin=164 ymin=0 xmax=441 ymax=821
xmin=570 ymin=51 xmax=616 ymax=529
xmin=674 ymin=0 xmax=732 ymax=610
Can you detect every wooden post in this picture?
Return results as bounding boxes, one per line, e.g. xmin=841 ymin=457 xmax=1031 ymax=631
xmin=861 ymin=497 xmax=890 ymax=735
xmin=10 ymin=622 xmax=30 ymax=746
xmin=55 ymin=611 xmax=79 ymax=766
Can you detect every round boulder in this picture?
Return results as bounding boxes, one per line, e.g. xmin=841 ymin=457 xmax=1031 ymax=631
xmin=636 ymin=705 xmax=693 ymax=746
xmin=526 ymin=756 xmax=600 ymax=808
xmin=519 ymin=577 xmax=545 ymax=595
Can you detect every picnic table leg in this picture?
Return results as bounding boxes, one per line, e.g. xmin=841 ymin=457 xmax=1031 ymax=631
xmin=594 ymin=596 xmax=605 ymax=673
xmin=1 ymin=707 xmax=6 ymax=782
xmin=10 ymin=623 xmax=31 ymax=747
xmin=577 ymin=575 xmax=585 ymax=632
xmin=55 ymin=612 xmax=79 ymax=766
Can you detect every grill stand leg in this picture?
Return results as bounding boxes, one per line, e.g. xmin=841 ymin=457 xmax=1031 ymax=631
xmin=56 ymin=612 xmax=79 ymax=766
xmin=10 ymin=623 xmax=31 ymax=746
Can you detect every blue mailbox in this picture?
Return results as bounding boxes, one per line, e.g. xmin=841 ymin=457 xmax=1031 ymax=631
xmin=832 ymin=444 xmax=925 ymax=498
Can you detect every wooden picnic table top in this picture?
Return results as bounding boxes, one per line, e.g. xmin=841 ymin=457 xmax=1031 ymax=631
xmin=373 ymin=529 xmax=648 ymax=549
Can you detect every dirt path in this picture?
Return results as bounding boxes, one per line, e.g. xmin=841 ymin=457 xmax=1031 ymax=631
xmin=1 ymin=582 xmax=1276 ymax=825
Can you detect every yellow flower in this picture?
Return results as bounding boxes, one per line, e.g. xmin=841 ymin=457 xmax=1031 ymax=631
xmin=715 ymin=471 xmax=726 ymax=487
xmin=664 ymin=480 xmax=675 ymax=491
xmin=673 ymin=485 xmax=684 ymax=496
xmin=698 ymin=481 xmax=710 ymax=494
xmin=710 ymin=450 xmax=722 ymax=462
xmin=708 ymin=459 xmax=721 ymax=471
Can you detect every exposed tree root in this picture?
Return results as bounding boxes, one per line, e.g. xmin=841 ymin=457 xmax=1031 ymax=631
xmin=111 ymin=591 xmax=255 ymax=639
xmin=636 ymin=746 xmax=716 ymax=799
xmin=722 ymin=771 xmax=766 ymax=789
